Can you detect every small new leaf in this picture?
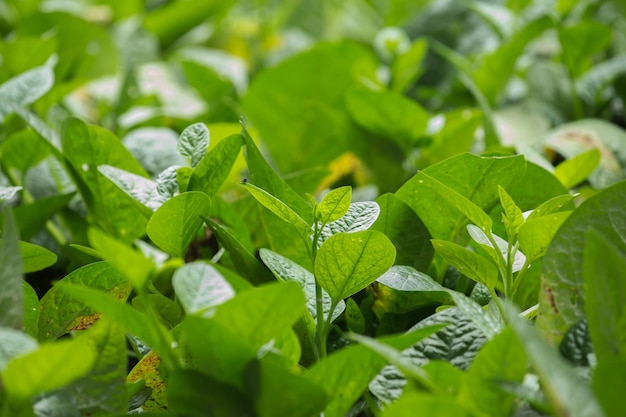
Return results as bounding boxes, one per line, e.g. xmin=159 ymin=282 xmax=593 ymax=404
xmin=242 ymin=182 xmax=310 ymax=236
xmin=177 ymin=123 xmax=210 ymax=168
xmin=498 ymin=185 xmax=524 ymax=240
xmin=317 ymin=186 xmax=351 ymax=225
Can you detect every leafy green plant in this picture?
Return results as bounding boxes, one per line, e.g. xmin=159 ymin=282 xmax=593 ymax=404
xmin=1 ymin=1 xmax=626 ymax=416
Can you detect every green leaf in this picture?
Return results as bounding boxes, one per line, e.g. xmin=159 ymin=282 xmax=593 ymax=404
xmin=345 ymin=298 xmax=366 ymax=334
xmin=2 ymin=336 xmax=97 ymax=400
xmin=132 ymin=294 xmax=182 ymax=328
xmin=58 ymin=284 xmax=175 ymax=367
xmin=146 ymin=191 xmax=211 ymax=258
xmin=0 ymin=207 xmax=23 ymax=329
xmin=518 ymin=212 xmax=571 ymax=262
xmin=446 ymin=290 xmax=502 ymax=339
xmin=346 ymin=90 xmax=428 ymax=152
xmin=172 ymin=262 xmax=235 ymax=316
xmin=498 ymin=185 xmax=524 ymax=241
xmin=506 ymin=303 xmax=606 ymax=417
xmin=432 ymin=239 xmax=498 ymax=290
xmin=543 ymin=120 xmax=626 ymax=189
xmin=307 ymin=328 xmax=444 ymax=417
xmin=317 ymin=186 xmax=351 ymax=224
xmin=38 ymin=262 xmax=132 ymax=341
xmin=155 ymin=166 xmax=179 ymax=198
xmin=126 ymin=351 xmax=168 ymax=411
xmin=211 ymin=281 xmax=305 ymax=351
xmin=14 ymin=192 xmax=76 ymax=240
xmin=203 ymin=216 xmax=274 ymax=285
xmin=245 ymin=357 xmax=328 ymax=417
xmin=370 ymin=307 xmax=488 ymax=402
xmin=0 ymin=328 xmax=38 ymax=372
xmin=372 ymin=193 xmax=433 ymax=271
xmin=315 ymin=230 xmax=396 ymax=303
xmin=526 ymin=194 xmax=576 ymax=221
xmin=593 ymin=359 xmax=626 ymax=417
xmin=66 ymin=318 xmax=128 ymax=415
xmin=0 ymin=60 xmax=54 ymax=122
xmin=167 ymin=369 xmax=253 ymax=417
xmin=537 ymin=181 xmax=626 ymax=345
xmin=22 ymin=282 xmax=39 ymax=338
xmin=554 ymin=148 xmax=601 ymax=189
xmin=242 ymin=42 xmax=376 ymax=174
xmin=318 ymin=201 xmax=380 ymax=246
xmin=188 ymin=133 xmax=244 ymax=197
xmin=0 ymin=186 xmax=22 ymax=202
xmin=375 ymin=266 xmax=453 ymax=314
xmin=457 ymin=328 xmax=526 ymax=417
xmin=88 ymin=228 xmax=154 ymax=291
xmin=175 ymin=316 xmax=256 ymax=389
xmin=241 ymin=125 xmax=312 ymax=221
xmin=559 ymin=320 xmax=593 ymax=367
xmin=242 ymin=182 xmax=310 ymax=236
xmin=177 ymin=123 xmax=210 ymax=168
xmin=558 ymin=22 xmax=612 ymax=79
xmin=583 ymin=229 xmax=626 ymax=362
xmin=391 ymin=38 xmax=428 ymax=93
xmin=98 ymin=165 xmax=164 ymax=214
xmin=380 ymin=391 xmax=470 ymax=417
xmin=259 ymin=249 xmax=344 ymax=323
xmin=61 ymin=118 xmax=148 ymax=243
xmin=19 ymin=241 xmax=57 ymax=273
xmin=472 ymin=17 xmax=551 ymax=105
xmin=397 ymin=153 xmax=525 ymax=242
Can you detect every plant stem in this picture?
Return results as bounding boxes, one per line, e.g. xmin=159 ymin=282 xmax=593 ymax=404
xmin=311 ymin=219 xmax=328 ymax=360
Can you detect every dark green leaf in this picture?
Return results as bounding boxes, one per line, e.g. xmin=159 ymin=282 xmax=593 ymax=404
xmin=506 ymin=303 xmax=606 ymax=417
xmin=245 ymin=357 xmax=328 ymax=417
xmin=583 ymin=229 xmax=626 ymax=362
xmin=372 ymin=193 xmax=433 ymax=271
xmin=0 ymin=207 xmax=23 ymax=329
xmin=537 ymin=181 xmax=626 ymax=345
xmin=38 ymin=262 xmax=131 ymax=341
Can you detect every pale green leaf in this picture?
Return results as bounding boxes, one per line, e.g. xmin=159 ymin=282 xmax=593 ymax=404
xmin=19 ymin=241 xmax=57 ymax=273
xmin=554 ymin=148 xmax=601 ymax=189
xmin=498 ymin=185 xmax=524 ymax=240
xmin=177 ymin=123 xmax=210 ymax=168
xmin=242 ymin=182 xmax=310 ymax=235
xmin=88 ymin=228 xmax=154 ymax=291
xmin=98 ymin=165 xmax=165 ymax=212
xmin=318 ymin=201 xmax=380 ymax=246
xmin=0 ymin=207 xmax=23 ymax=329
xmin=172 ymin=262 xmax=235 ymax=316
xmin=2 ymin=336 xmax=97 ymax=400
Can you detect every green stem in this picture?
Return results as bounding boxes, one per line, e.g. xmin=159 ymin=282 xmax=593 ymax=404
xmin=310 ymin=219 xmax=328 ymax=360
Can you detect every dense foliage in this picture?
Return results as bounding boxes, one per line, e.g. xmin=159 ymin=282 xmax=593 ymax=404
xmin=1 ymin=0 xmax=626 ymax=416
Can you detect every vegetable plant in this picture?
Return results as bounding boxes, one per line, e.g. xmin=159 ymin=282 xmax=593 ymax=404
xmin=1 ymin=1 xmax=626 ymax=417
